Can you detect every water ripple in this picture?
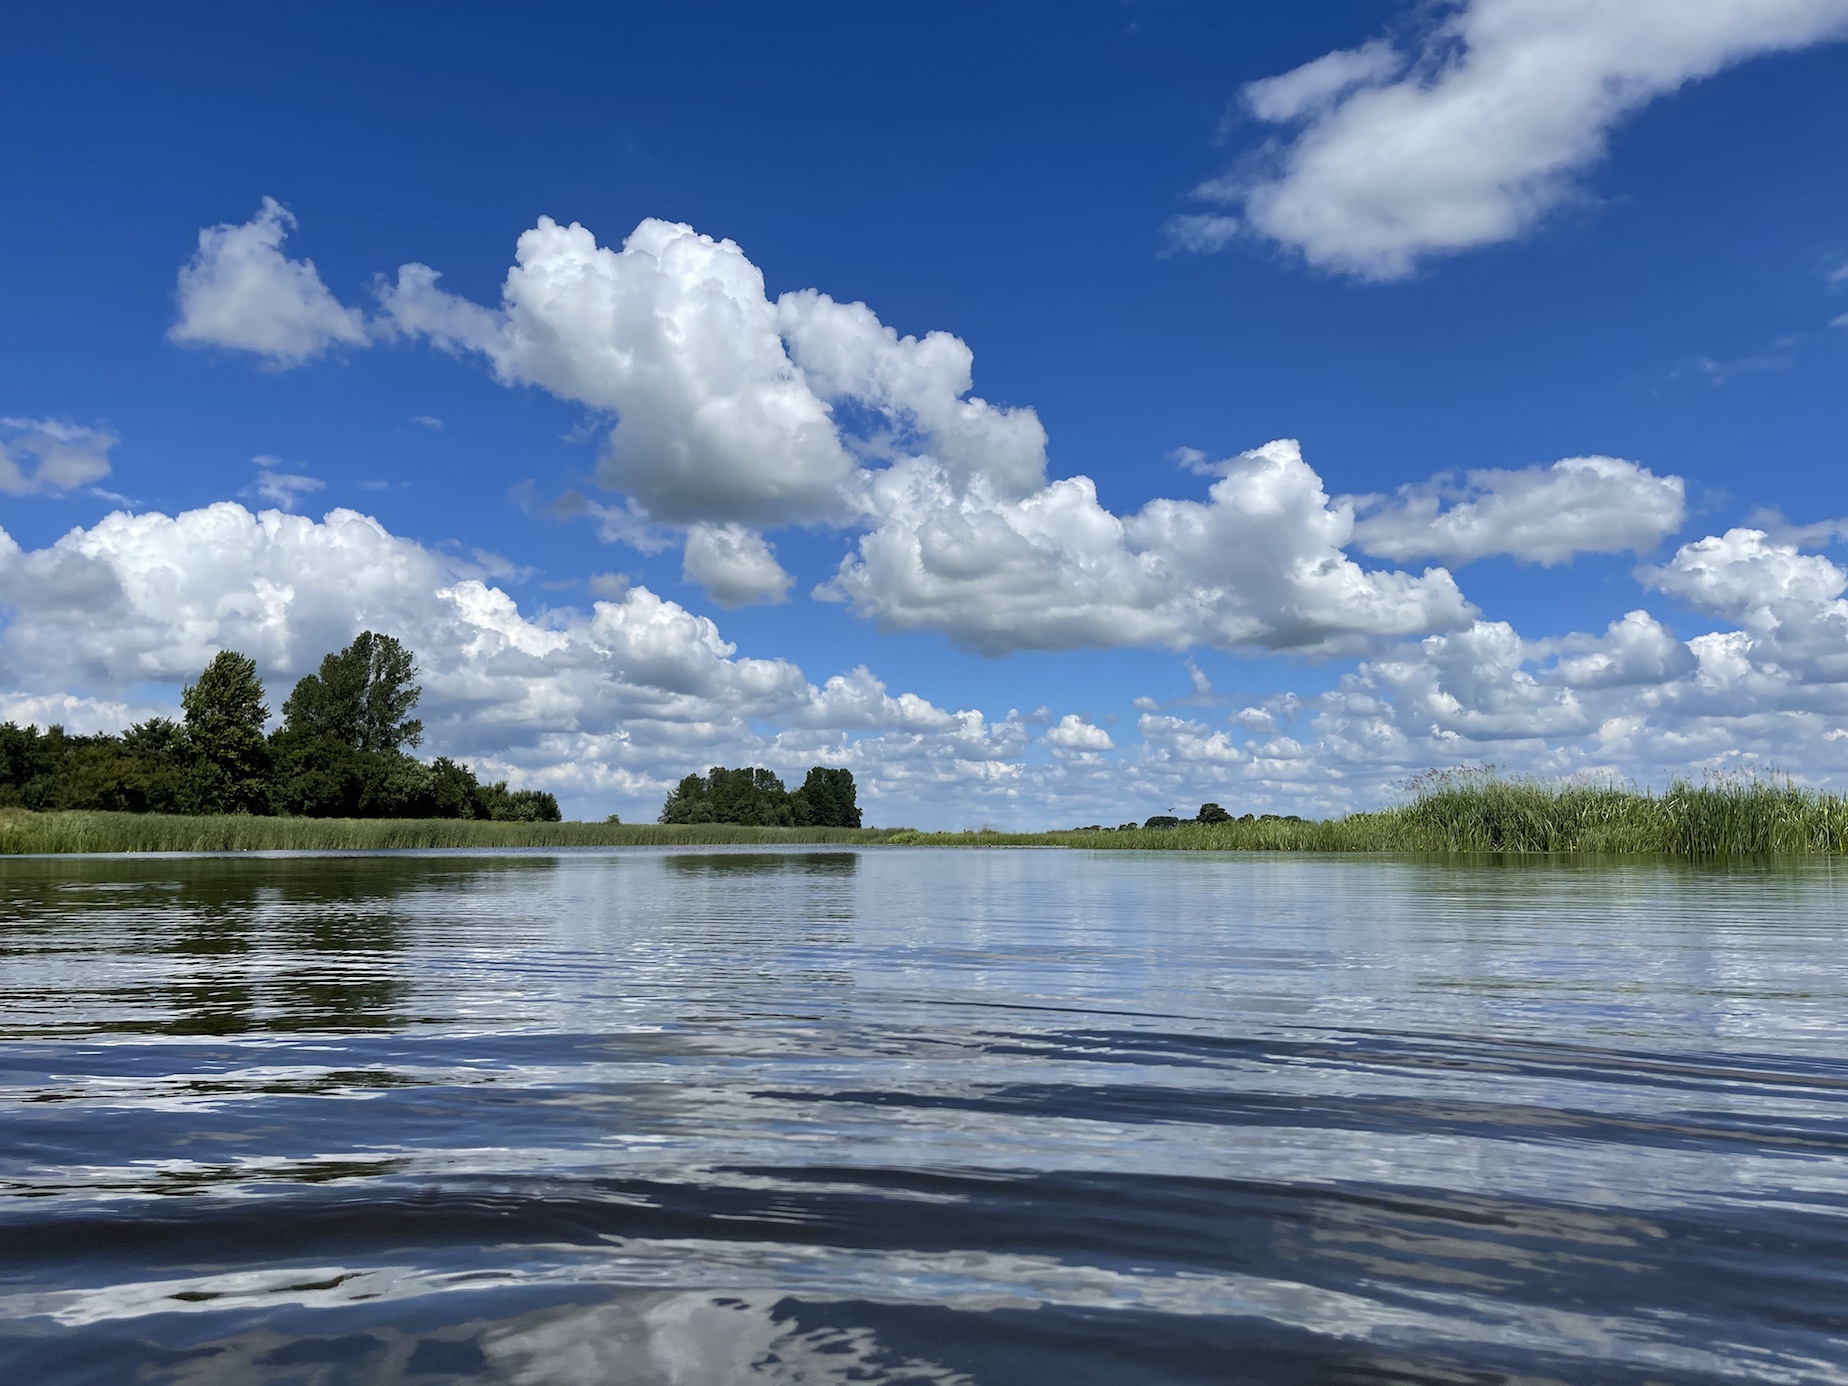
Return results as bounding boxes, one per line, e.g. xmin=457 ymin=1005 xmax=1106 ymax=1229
xmin=2 ymin=849 xmax=1846 ymax=1383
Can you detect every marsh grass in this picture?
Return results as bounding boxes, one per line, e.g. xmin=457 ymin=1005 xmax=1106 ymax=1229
xmin=884 ymin=770 xmax=1848 ymax=856
xmin=0 ymin=811 xmax=901 ymax=855
xmin=4 ymin=771 xmax=1844 ymax=855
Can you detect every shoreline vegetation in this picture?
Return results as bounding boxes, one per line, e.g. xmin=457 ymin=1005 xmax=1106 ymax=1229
xmin=1 ymin=636 xmax=563 ymax=825
xmin=2 ymin=771 xmax=1846 ymax=856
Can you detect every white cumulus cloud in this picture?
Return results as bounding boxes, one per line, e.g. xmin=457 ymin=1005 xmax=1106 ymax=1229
xmin=1184 ymin=0 xmax=1848 ymax=279
xmin=1640 ymin=527 xmax=1846 ymax=623
xmin=0 ymin=418 xmax=117 ymax=495
xmin=822 ymin=439 xmax=1472 ymax=655
xmin=680 ymin=523 xmax=794 ymax=608
xmin=0 ymin=502 xmax=1056 ymax=824
xmin=382 ymin=217 xmax=1469 ymax=652
xmin=1549 ymin=609 xmax=1698 ymax=689
xmin=1114 ymin=511 xmax=1848 ymax=820
xmin=775 ymin=289 xmax=1051 ymax=498
xmin=378 ymin=217 xmax=857 ymax=528
xmin=1350 ymin=456 xmax=1685 ymax=566
xmin=1639 ymin=527 xmax=1848 ymax=682
xmin=1044 ymin=714 xmax=1114 ymax=751
xmin=12 ymin=499 xmax=1848 ymax=825
xmin=169 ymin=197 xmax=369 ymax=367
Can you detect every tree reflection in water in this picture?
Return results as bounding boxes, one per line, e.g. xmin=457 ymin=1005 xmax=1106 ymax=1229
xmin=0 ymin=855 xmax=561 ymax=1038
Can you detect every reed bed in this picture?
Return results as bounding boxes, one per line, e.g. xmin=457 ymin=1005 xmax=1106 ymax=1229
xmin=3 ymin=773 xmax=1843 ymax=856
xmin=884 ymin=773 xmax=1848 ymax=856
xmin=0 ymin=811 xmax=901 ymax=855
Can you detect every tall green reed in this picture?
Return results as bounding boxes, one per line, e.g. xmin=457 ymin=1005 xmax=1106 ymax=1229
xmin=0 ymin=811 xmax=900 ymax=855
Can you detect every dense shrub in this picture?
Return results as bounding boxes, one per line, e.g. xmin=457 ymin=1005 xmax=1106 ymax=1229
xmin=472 ymin=780 xmax=563 ymax=822
xmin=0 ymin=722 xmax=188 ymax=813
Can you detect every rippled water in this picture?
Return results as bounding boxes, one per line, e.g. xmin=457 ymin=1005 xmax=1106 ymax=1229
xmin=2 ymin=849 xmax=1847 ymax=1383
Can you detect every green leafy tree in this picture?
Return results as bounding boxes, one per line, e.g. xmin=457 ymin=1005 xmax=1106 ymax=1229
xmin=792 ymin=767 xmax=860 ymax=827
xmin=659 ymin=766 xmax=794 ymax=825
xmin=0 ymin=722 xmax=52 ymax=807
xmin=427 ymin=757 xmax=482 ymax=819
xmin=0 ymin=719 xmax=190 ymax=813
xmin=0 ymin=635 xmax=543 ymax=823
xmin=282 ymin=631 xmax=422 ymax=752
xmin=1195 ymin=802 xmax=1232 ymax=824
xmin=710 ymin=767 xmax=792 ymax=825
xmin=660 ymin=765 xmax=860 ymax=827
xmin=659 ymin=772 xmax=717 ymax=823
xmin=181 ymin=650 xmax=272 ymax=814
xmin=273 ymin=632 xmax=427 ymax=817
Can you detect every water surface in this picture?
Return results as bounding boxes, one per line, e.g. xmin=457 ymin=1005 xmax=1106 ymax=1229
xmin=2 ymin=848 xmax=1846 ymax=1383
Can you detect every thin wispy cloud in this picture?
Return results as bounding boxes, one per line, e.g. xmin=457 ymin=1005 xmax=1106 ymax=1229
xmin=248 ymin=454 xmax=326 ymax=511
xmin=0 ymin=418 xmax=116 ymax=496
xmin=1174 ymin=0 xmax=1848 ymax=278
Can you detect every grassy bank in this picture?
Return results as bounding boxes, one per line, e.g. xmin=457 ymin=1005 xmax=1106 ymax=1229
xmin=4 ymin=774 xmax=1844 ymax=856
xmin=884 ymin=775 xmax=1848 ymax=856
xmin=0 ymin=811 xmax=904 ymax=855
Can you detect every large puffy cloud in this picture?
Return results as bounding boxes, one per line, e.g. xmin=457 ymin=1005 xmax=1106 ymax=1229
xmin=1191 ymin=527 xmax=1848 ymax=812
xmin=0 ymin=418 xmax=116 ymax=496
xmin=823 ymin=440 xmax=1473 ymax=655
xmin=775 ymin=289 xmax=1050 ymax=498
xmin=9 ymin=503 xmax=1848 ymax=826
xmin=0 ymin=502 xmax=1048 ymax=824
xmin=169 ymin=198 xmax=369 ymax=366
xmin=1093 ymin=519 xmax=1848 ymax=821
xmin=1550 ymin=609 xmax=1698 ymax=690
xmin=376 ymin=215 xmax=1688 ymax=652
xmin=0 ymin=504 xmax=481 ymax=691
xmin=378 ymin=218 xmax=857 ymax=528
xmin=1361 ymin=620 xmax=1594 ymax=742
xmin=1350 ymin=456 xmax=1685 ymax=566
xmin=1640 ymin=527 xmax=1847 ymax=623
xmin=377 ymin=217 xmax=1473 ymax=648
xmin=1639 ymin=528 xmax=1848 ymax=683
xmin=1180 ymin=0 xmax=1848 ymax=279
xmin=378 ymin=220 xmax=1052 ymax=528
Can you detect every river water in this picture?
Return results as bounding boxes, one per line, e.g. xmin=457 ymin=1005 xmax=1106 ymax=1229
xmin=1 ymin=848 xmax=1846 ymax=1384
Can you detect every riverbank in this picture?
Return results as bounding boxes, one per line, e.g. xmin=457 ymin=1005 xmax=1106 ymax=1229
xmin=895 ymin=775 xmax=1848 ymax=855
xmin=0 ymin=811 xmax=905 ymax=854
xmin=3 ymin=776 xmax=1844 ymax=855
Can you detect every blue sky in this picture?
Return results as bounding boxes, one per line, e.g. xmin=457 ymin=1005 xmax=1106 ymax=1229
xmin=3 ymin=0 xmax=1848 ymax=826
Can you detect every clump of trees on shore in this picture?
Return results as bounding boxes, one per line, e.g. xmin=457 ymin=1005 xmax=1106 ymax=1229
xmin=0 ymin=634 xmax=559 ymax=821
xmin=660 ymin=765 xmax=861 ymax=827
xmin=1071 ymin=803 xmax=1306 ymax=832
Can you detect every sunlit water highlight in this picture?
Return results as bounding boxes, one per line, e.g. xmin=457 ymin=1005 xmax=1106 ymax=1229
xmin=1 ymin=848 xmax=1846 ymax=1383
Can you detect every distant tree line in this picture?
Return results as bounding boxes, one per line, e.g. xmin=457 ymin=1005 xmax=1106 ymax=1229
xmin=1071 ymin=803 xmax=1307 ymax=832
xmin=0 ymin=633 xmax=560 ymax=821
xmin=660 ymin=765 xmax=861 ymax=827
